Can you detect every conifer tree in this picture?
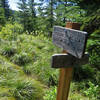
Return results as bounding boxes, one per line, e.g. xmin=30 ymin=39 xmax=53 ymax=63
xmin=72 ymin=0 xmax=100 ymax=34
xmin=0 ymin=8 xmax=6 ymax=30
xmin=0 ymin=0 xmax=10 ymax=20
xmin=0 ymin=8 xmax=5 ymax=25
xmin=38 ymin=0 xmax=56 ymax=36
xmin=55 ymin=0 xmax=85 ymax=26
xmin=28 ymin=0 xmax=37 ymax=34
xmin=0 ymin=0 xmax=6 ymax=28
xmin=18 ymin=0 xmax=30 ymax=32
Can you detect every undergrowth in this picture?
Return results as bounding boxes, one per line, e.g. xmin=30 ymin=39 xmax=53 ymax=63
xmin=0 ymin=23 xmax=100 ymax=100
xmin=0 ymin=55 xmax=44 ymax=100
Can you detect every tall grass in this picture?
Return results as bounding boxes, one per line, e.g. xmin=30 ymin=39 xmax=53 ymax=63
xmin=0 ymin=55 xmax=44 ymax=100
xmin=0 ymin=23 xmax=100 ymax=100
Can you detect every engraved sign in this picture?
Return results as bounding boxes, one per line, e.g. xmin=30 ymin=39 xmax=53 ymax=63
xmin=52 ymin=26 xmax=88 ymax=58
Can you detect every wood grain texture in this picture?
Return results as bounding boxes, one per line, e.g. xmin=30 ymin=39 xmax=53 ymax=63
xmin=56 ymin=68 xmax=73 ymax=100
xmin=56 ymin=22 xmax=84 ymax=100
xmin=51 ymin=53 xmax=89 ymax=68
xmin=51 ymin=54 xmax=75 ymax=68
xmin=55 ymin=22 xmax=89 ymax=100
xmin=52 ymin=26 xmax=88 ymax=58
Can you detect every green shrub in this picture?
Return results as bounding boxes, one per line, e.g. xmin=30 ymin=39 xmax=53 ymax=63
xmin=72 ymin=81 xmax=100 ymax=100
xmin=43 ymin=87 xmax=57 ymax=100
xmin=13 ymin=80 xmax=44 ymax=100
xmin=33 ymin=55 xmax=59 ymax=85
xmin=0 ymin=23 xmax=23 ymax=40
xmin=73 ymin=64 xmax=94 ymax=81
xmin=83 ymin=81 xmax=100 ymax=99
xmin=11 ymin=52 xmax=32 ymax=66
xmin=0 ymin=45 xmax=17 ymax=57
xmin=12 ymin=23 xmax=24 ymax=34
xmin=87 ymin=40 xmax=100 ymax=69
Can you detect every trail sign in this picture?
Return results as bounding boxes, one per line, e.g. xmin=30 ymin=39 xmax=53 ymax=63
xmin=53 ymin=26 xmax=88 ymax=58
xmin=52 ymin=53 xmax=89 ymax=68
xmin=52 ymin=22 xmax=89 ymax=100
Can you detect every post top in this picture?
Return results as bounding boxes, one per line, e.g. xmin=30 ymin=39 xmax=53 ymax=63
xmin=66 ymin=22 xmax=80 ymax=30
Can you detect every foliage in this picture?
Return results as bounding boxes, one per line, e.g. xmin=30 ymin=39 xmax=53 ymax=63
xmin=37 ymin=0 xmax=85 ymax=36
xmin=80 ymin=14 xmax=100 ymax=35
xmin=0 ymin=1 xmax=100 ymax=99
xmin=43 ymin=83 xmax=90 ymax=100
xmin=0 ymin=0 xmax=11 ymax=20
xmin=73 ymin=0 xmax=100 ymax=15
xmin=83 ymin=81 xmax=100 ymax=100
xmin=28 ymin=0 xmax=38 ymax=34
xmin=0 ymin=8 xmax=6 ymax=29
xmin=37 ymin=0 xmax=56 ymax=36
xmin=13 ymin=80 xmax=44 ymax=100
xmin=43 ymin=87 xmax=57 ymax=100
xmin=17 ymin=0 xmax=38 ymax=33
xmin=0 ymin=33 xmax=60 ymax=85
xmin=0 ymin=44 xmax=17 ymax=57
xmin=55 ymin=1 xmax=85 ymax=25
xmin=0 ymin=30 xmax=100 ymax=99
xmin=0 ymin=23 xmax=23 ymax=40
xmin=0 ymin=55 xmax=44 ymax=100
xmin=11 ymin=52 xmax=32 ymax=66
xmin=73 ymin=64 xmax=94 ymax=81
xmin=87 ymin=40 xmax=100 ymax=69
xmin=18 ymin=0 xmax=30 ymax=32
xmin=79 ymin=2 xmax=100 ymax=35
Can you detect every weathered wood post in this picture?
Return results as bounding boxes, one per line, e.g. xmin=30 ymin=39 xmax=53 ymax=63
xmin=57 ymin=22 xmax=80 ymax=100
xmin=51 ymin=22 xmax=89 ymax=100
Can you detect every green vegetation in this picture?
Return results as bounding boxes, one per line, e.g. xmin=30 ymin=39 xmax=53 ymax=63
xmin=0 ymin=55 xmax=44 ymax=100
xmin=0 ymin=23 xmax=60 ymax=85
xmin=0 ymin=0 xmax=99 ymax=99
xmin=0 ymin=23 xmax=100 ymax=100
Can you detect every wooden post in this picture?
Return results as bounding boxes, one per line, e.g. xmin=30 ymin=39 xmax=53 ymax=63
xmin=56 ymin=22 xmax=80 ymax=100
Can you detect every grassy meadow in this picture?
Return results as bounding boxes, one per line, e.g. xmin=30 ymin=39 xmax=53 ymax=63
xmin=0 ymin=23 xmax=100 ymax=100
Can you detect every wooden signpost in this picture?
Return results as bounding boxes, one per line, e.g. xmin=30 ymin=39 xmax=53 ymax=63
xmin=53 ymin=26 xmax=88 ymax=59
xmin=51 ymin=22 xmax=89 ymax=100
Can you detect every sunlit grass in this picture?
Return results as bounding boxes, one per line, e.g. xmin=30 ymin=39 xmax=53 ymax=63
xmin=0 ymin=55 xmax=44 ymax=100
xmin=0 ymin=32 xmax=99 ymax=100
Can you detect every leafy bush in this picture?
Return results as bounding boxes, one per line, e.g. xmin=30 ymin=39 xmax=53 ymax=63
xmin=32 ymin=54 xmax=59 ymax=85
xmin=87 ymin=40 xmax=100 ymax=69
xmin=83 ymin=81 xmax=100 ymax=100
xmin=13 ymin=80 xmax=44 ymax=100
xmin=0 ymin=34 xmax=60 ymax=86
xmin=0 ymin=23 xmax=23 ymax=40
xmin=73 ymin=64 xmax=94 ymax=81
xmin=0 ymin=45 xmax=17 ymax=57
xmin=43 ymin=87 xmax=57 ymax=100
xmin=80 ymin=9 xmax=100 ymax=35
